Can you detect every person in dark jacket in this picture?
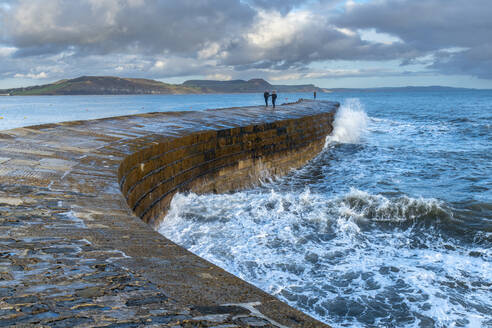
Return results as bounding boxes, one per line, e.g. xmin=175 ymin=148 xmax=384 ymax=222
xmin=271 ymin=90 xmax=277 ymax=108
xmin=263 ymin=90 xmax=270 ymax=107
xmin=314 ymin=91 xmax=317 ymax=99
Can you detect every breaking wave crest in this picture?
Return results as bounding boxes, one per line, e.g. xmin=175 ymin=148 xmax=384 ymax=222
xmin=339 ymin=188 xmax=448 ymax=222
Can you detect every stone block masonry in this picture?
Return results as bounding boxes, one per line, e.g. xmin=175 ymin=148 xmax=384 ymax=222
xmin=119 ymin=111 xmax=335 ymax=228
xmin=0 ymin=100 xmax=337 ymax=327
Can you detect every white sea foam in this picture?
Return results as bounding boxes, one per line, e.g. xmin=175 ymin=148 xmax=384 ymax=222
xmin=159 ymin=188 xmax=491 ymax=327
xmin=326 ymin=98 xmax=369 ymax=146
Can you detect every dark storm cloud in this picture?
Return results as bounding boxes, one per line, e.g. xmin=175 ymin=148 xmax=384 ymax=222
xmin=334 ymin=0 xmax=492 ymax=78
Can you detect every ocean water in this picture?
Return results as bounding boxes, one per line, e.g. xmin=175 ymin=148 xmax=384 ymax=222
xmin=2 ymin=91 xmax=491 ymax=327
xmin=0 ymin=93 xmax=309 ymax=130
xmin=157 ymin=91 xmax=492 ymax=327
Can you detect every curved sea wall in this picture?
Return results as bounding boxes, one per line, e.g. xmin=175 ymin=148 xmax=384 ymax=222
xmin=0 ymin=100 xmax=337 ymax=327
xmin=119 ymin=111 xmax=335 ymax=228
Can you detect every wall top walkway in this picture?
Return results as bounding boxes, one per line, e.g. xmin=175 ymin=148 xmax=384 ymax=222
xmin=0 ymin=100 xmax=338 ymax=327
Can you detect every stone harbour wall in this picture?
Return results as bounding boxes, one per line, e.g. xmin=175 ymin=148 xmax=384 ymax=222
xmin=119 ymin=112 xmax=334 ymax=228
xmin=0 ymin=100 xmax=337 ymax=327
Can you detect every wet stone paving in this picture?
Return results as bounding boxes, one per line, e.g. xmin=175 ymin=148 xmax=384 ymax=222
xmin=0 ymin=101 xmax=337 ymax=327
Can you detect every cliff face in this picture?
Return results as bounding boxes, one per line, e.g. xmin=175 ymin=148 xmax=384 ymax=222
xmin=1 ymin=76 xmax=323 ymax=95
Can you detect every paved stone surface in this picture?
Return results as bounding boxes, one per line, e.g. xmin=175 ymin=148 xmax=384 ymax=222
xmin=0 ymin=100 xmax=337 ymax=327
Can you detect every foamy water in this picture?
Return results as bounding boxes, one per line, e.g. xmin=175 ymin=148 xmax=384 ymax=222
xmin=159 ymin=92 xmax=492 ymax=328
xmin=161 ymin=189 xmax=490 ymax=327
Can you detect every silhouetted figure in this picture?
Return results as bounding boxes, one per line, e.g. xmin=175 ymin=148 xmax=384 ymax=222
xmin=271 ymin=90 xmax=277 ymax=108
xmin=263 ymin=90 xmax=270 ymax=107
xmin=314 ymin=91 xmax=317 ymax=99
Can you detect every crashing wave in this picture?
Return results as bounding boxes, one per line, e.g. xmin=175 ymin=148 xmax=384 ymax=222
xmin=325 ymin=98 xmax=369 ymax=146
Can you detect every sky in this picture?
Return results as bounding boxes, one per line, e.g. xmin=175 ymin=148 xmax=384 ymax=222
xmin=1 ymin=0 xmax=491 ymax=89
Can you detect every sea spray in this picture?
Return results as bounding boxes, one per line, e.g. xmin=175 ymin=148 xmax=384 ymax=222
xmin=326 ymin=98 xmax=369 ymax=146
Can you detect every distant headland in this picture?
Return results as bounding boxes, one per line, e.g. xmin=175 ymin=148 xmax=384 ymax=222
xmin=1 ymin=76 xmax=486 ymax=96
xmin=0 ymin=76 xmax=324 ymax=96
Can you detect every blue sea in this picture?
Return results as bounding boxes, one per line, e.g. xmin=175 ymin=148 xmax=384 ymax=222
xmin=0 ymin=93 xmax=310 ymax=130
xmin=2 ymin=91 xmax=491 ymax=327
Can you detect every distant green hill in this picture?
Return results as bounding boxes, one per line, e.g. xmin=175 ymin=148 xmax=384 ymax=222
xmin=0 ymin=76 xmax=323 ymax=95
xmin=1 ymin=76 xmax=201 ymax=96
xmin=4 ymin=76 xmax=478 ymax=96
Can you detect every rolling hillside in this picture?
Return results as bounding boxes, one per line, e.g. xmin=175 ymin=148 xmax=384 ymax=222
xmin=1 ymin=76 xmax=323 ymax=95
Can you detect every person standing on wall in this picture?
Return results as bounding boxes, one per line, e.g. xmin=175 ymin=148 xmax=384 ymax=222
xmin=263 ymin=90 xmax=270 ymax=107
xmin=314 ymin=90 xmax=317 ymax=99
xmin=271 ymin=90 xmax=277 ymax=108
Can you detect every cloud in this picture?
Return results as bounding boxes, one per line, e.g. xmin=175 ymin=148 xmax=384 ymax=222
xmin=14 ymin=71 xmax=48 ymax=79
xmin=244 ymin=0 xmax=310 ymax=14
xmin=0 ymin=0 xmax=417 ymax=80
xmin=429 ymin=45 xmax=492 ymax=79
xmin=0 ymin=46 xmax=15 ymax=56
xmin=334 ymin=0 xmax=492 ymax=78
xmin=220 ymin=8 xmax=417 ymax=69
xmin=0 ymin=0 xmax=491 ymax=85
xmin=1 ymin=0 xmax=255 ymax=56
xmin=269 ymin=67 xmax=424 ymax=81
xmin=336 ymin=0 xmax=491 ymax=50
xmin=153 ymin=61 xmax=166 ymax=69
xmin=205 ymin=73 xmax=232 ymax=81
